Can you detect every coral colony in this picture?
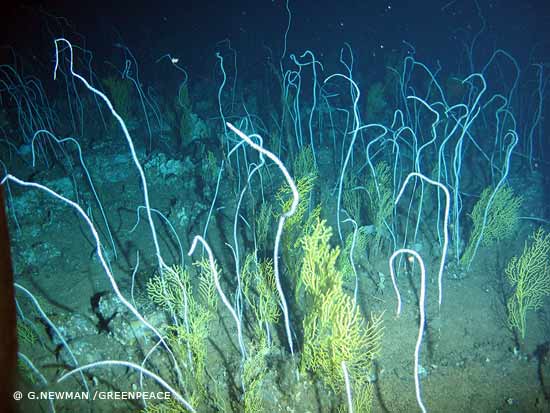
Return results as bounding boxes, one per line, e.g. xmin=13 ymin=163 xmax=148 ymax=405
xmin=1 ymin=1 xmax=550 ymax=412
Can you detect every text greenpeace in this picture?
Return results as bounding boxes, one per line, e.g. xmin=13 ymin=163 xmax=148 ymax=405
xmin=26 ymin=391 xmax=171 ymax=400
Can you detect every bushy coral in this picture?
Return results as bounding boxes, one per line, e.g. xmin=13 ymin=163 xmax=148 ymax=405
xmin=337 ymin=225 xmax=374 ymax=281
xmin=365 ymin=161 xmax=393 ymax=254
xmin=147 ymin=263 xmax=217 ymax=409
xmin=292 ymin=145 xmax=316 ymax=179
xmin=277 ymin=172 xmax=320 ymax=274
xmin=506 ymin=228 xmax=550 ymax=339
xmin=299 ymin=219 xmax=383 ymax=409
xmin=461 ymin=185 xmax=522 ymax=266
xmin=241 ymin=254 xmax=280 ymax=343
xmin=103 ymin=75 xmax=134 ymax=127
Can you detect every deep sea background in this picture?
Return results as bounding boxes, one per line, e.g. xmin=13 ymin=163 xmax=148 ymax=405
xmin=1 ymin=1 xmax=550 ymax=412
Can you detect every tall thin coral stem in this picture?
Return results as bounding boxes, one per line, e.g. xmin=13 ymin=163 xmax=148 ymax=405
xmin=395 ymin=172 xmax=450 ymax=307
xmin=389 ymin=248 xmax=427 ymax=413
xmin=188 ymin=235 xmax=247 ymax=360
xmin=226 ymin=122 xmax=298 ymax=357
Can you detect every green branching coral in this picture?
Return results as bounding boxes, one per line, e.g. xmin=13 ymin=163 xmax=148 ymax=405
xmin=461 ymin=185 xmax=522 ymax=266
xmin=337 ymin=225 xmax=373 ymax=282
xmin=301 ymin=220 xmax=342 ymax=295
xmin=103 ymin=75 xmax=133 ymax=126
xmin=147 ymin=265 xmax=190 ymax=316
xmin=194 ymin=259 xmax=218 ymax=311
xmin=242 ymin=344 xmax=270 ymax=413
xmin=365 ymin=161 xmax=393 ymax=254
xmin=147 ymin=263 xmax=217 ymax=409
xmin=239 ymin=255 xmax=281 ymax=413
xmin=277 ymin=173 xmax=320 ymax=274
xmin=304 ymin=289 xmax=382 ymax=378
xmin=293 ymin=146 xmax=316 ymax=180
xmin=142 ymin=397 xmax=187 ymax=413
xmin=241 ymin=254 xmax=280 ymax=343
xmin=277 ymin=173 xmax=316 ymax=231
xmin=255 ymin=203 xmax=273 ymax=248
xmin=17 ymin=322 xmax=38 ymax=347
xmin=506 ymin=228 xmax=550 ymax=339
xmin=200 ymin=151 xmax=219 ymax=190
xmin=365 ymin=161 xmax=393 ymax=223
xmin=16 ymin=322 xmax=40 ymax=385
xmin=299 ymin=219 xmax=383 ymax=401
xmin=343 ymin=175 xmax=361 ymax=221
xmin=337 ymin=379 xmax=375 ymax=413
xmin=277 ymin=145 xmax=318 ymax=236
xmin=366 ymin=82 xmax=388 ymax=121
